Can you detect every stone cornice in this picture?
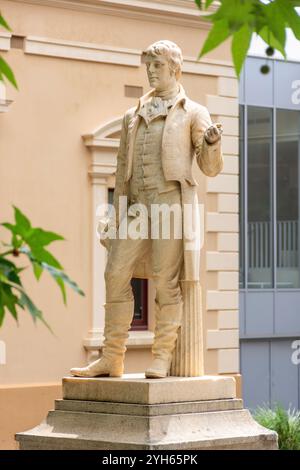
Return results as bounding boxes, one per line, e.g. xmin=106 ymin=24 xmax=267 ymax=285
xmin=23 ymin=35 xmax=234 ymax=77
xmin=10 ymin=0 xmax=215 ymax=28
xmin=83 ymin=329 xmax=154 ymax=349
xmin=84 ymin=137 xmax=120 ymax=149
xmin=25 ymin=36 xmax=141 ymax=67
xmin=82 ymin=116 xmax=122 ymax=150
xmin=183 ymin=56 xmax=234 ymax=78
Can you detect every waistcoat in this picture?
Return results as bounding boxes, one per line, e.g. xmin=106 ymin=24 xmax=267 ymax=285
xmin=129 ymin=103 xmax=180 ymax=199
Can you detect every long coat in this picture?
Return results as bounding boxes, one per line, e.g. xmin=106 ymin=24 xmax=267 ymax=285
xmin=104 ymin=83 xmax=223 ymax=281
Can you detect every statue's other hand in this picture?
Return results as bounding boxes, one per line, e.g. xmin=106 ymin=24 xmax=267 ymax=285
xmin=204 ymin=123 xmax=223 ymax=144
xmin=97 ymin=218 xmax=111 ymax=250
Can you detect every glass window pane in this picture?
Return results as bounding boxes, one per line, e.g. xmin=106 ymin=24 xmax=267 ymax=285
xmin=247 ymin=106 xmax=273 ymax=289
xmin=276 ymin=109 xmax=300 ymax=288
xmin=239 ymin=105 xmax=245 ymax=288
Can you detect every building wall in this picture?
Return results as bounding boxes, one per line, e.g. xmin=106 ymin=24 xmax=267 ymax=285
xmin=0 ymin=0 xmax=240 ymax=449
xmin=239 ymin=56 xmax=300 ymax=411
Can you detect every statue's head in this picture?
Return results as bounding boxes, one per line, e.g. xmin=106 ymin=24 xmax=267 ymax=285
xmin=142 ymin=40 xmax=183 ymax=91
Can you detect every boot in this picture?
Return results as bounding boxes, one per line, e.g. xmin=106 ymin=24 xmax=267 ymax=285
xmin=70 ymin=300 xmax=134 ymax=378
xmin=145 ymin=302 xmax=183 ymax=379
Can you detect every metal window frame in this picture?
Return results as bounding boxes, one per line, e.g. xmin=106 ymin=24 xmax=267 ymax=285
xmin=240 ymin=57 xmax=300 ymax=294
xmin=240 ymin=103 xmax=300 ymax=293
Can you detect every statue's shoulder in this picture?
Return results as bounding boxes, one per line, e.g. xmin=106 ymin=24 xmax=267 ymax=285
xmin=184 ymin=97 xmax=208 ymax=115
xmin=124 ymin=106 xmax=138 ymax=122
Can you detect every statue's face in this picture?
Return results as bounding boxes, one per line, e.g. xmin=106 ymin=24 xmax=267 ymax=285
xmin=145 ymin=55 xmax=175 ymax=90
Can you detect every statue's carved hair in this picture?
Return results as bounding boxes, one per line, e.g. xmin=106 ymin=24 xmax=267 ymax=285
xmin=143 ymin=40 xmax=183 ymax=80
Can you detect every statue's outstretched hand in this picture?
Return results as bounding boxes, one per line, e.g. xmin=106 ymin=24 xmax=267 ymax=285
xmin=204 ymin=123 xmax=223 ymax=144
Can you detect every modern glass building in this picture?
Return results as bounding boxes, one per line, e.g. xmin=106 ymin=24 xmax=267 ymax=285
xmin=239 ymin=56 xmax=300 ymax=411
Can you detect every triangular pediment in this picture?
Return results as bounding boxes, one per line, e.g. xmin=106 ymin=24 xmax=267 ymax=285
xmin=82 ymin=116 xmax=123 ymax=149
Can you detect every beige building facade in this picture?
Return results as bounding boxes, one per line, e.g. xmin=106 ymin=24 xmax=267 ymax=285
xmin=0 ymin=0 xmax=240 ymax=449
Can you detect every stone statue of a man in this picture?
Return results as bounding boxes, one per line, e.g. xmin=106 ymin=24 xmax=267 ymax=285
xmin=70 ymin=40 xmax=223 ymax=379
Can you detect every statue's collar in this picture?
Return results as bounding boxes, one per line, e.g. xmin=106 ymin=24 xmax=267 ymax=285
xmin=135 ymin=83 xmax=187 ymax=115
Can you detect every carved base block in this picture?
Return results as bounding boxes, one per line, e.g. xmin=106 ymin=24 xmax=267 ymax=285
xmin=15 ymin=375 xmax=278 ymax=450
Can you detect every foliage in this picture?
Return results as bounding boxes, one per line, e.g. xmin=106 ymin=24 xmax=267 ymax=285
xmin=253 ymin=403 xmax=300 ymax=450
xmin=0 ymin=206 xmax=84 ymax=331
xmin=195 ymin=0 xmax=300 ymax=76
xmin=0 ymin=10 xmax=18 ymax=88
xmin=2 ymin=3 xmax=300 ymax=82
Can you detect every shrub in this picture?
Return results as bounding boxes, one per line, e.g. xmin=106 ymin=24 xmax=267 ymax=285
xmin=253 ymin=403 xmax=300 ymax=450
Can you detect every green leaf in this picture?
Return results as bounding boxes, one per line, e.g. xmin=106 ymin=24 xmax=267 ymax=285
xmin=251 ymin=2 xmax=269 ymax=34
xmin=259 ymin=26 xmax=286 ymax=58
xmin=13 ymin=206 xmax=31 ymax=234
xmin=21 ymin=243 xmax=62 ymax=270
xmin=263 ymin=2 xmax=287 ymax=51
xmin=26 ymin=228 xmax=65 ymax=248
xmin=232 ymin=24 xmax=253 ymax=77
xmin=0 ymin=276 xmax=53 ymax=332
xmin=55 ymin=276 xmax=67 ymax=305
xmin=1 ymin=283 xmax=18 ymax=321
xmin=0 ymin=207 xmax=84 ymax=331
xmin=0 ymin=14 xmax=11 ymax=31
xmin=2 ymin=208 xmax=33 ymax=242
xmin=198 ymin=18 xmax=231 ymax=59
xmin=30 ymin=246 xmax=62 ymax=269
xmin=18 ymin=290 xmax=54 ymax=333
xmin=4 ymin=209 xmax=64 ymax=255
xmin=8 ymin=267 xmax=24 ymax=286
xmin=0 ymin=301 xmax=5 ymax=327
xmin=0 ymin=56 xmax=18 ymax=89
xmin=208 ymin=0 xmax=253 ymax=31
xmin=194 ymin=0 xmax=213 ymax=9
xmin=33 ymin=312 xmax=54 ymax=334
xmin=277 ymin=0 xmax=300 ymax=40
xmin=2 ymin=222 xmax=18 ymax=234
xmin=41 ymin=262 xmax=85 ymax=299
xmin=0 ymin=257 xmax=17 ymax=271
xmin=0 ymin=258 xmax=23 ymax=286
xmin=18 ymin=247 xmax=84 ymax=300
xmin=18 ymin=291 xmax=42 ymax=323
xmin=32 ymin=261 xmax=43 ymax=281
xmin=12 ymin=233 xmax=23 ymax=249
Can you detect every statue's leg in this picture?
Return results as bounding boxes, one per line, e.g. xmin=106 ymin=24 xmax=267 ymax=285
xmin=145 ymin=189 xmax=184 ymax=378
xmin=70 ymin=225 xmax=149 ymax=378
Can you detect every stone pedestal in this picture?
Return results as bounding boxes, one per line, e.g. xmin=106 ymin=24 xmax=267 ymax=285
xmin=16 ymin=374 xmax=278 ymax=450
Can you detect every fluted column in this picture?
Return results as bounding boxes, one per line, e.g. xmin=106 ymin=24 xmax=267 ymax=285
xmin=170 ymin=280 xmax=204 ymax=377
